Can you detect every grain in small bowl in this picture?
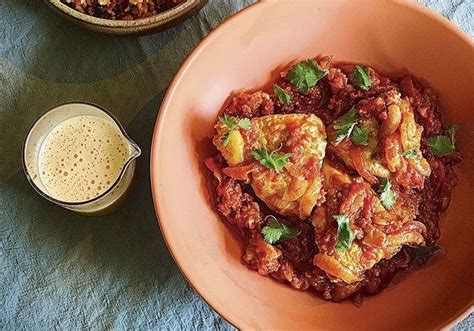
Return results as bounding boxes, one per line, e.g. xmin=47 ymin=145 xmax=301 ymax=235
xmin=45 ymin=0 xmax=208 ymax=35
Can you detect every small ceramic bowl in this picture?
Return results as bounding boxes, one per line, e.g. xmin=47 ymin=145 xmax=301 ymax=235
xmin=151 ymin=1 xmax=473 ymax=329
xmin=45 ymin=0 xmax=208 ymax=35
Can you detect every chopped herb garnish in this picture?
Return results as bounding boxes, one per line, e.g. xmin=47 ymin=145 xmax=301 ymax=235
xmin=221 ymin=132 xmax=233 ymax=146
xmin=273 ymin=84 xmax=292 ymax=105
xmin=447 ymin=124 xmax=459 ymax=145
xmin=237 ymin=118 xmax=251 ymax=130
xmin=427 ymin=124 xmax=459 ymax=156
xmin=251 ymin=147 xmax=291 ymax=173
xmin=334 ymin=108 xmax=359 ymax=145
xmin=352 ymin=65 xmax=372 ymax=90
xmin=261 ymin=215 xmax=300 ymax=244
xmin=412 ymin=245 xmax=441 ymax=258
xmin=351 ymin=125 xmax=369 ymax=146
xmin=287 ymin=59 xmax=327 ymax=93
xmin=219 ymin=114 xmax=237 ymax=128
xmin=408 ymin=245 xmax=445 ymax=260
xmin=378 ymin=178 xmax=397 ymax=210
xmin=333 ymin=214 xmax=355 ymax=252
xmin=427 ymin=136 xmax=454 ymax=156
xmin=403 ymin=149 xmax=419 ymax=159
xmin=219 ymin=115 xmax=251 ymax=146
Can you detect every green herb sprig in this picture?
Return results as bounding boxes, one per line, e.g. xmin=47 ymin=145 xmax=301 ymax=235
xmin=273 ymin=84 xmax=292 ymax=105
xmin=403 ymin=149 xmax=419 ymax=159
xmin=251 ymin=146 xmax=291 ymax=173
xmin=378 ymin=178 xmax=397 ymax=210
xmin=428 ymin=124 xmax=459 ymax=156
xmin=334 ymin=214 xmax=355 ymax=252
xmin=351 ymin=125 xmax=369 ymax=146
xmin=333 ymin=108 xmax=358 ymax=145
xmin=219 ymin=115 xmax=251 ymax=146
xmin=287 ymin=60 xmax=327 ymax=93
xmin=352 ymin=65 xmax=372 ymax=90
xmin=408 ymin=245 xmax=446 ymax=264
xmin=333 ymin=108 xmax=372 ymax=146
xmin=261 ymin=215 xmax=300 ymax=244
xmin=409 ymin=245 xmax=443 ymax=258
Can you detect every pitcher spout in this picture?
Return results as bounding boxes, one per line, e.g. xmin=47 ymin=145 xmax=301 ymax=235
xmin=128 ymin=140 xmax=142 ymax=160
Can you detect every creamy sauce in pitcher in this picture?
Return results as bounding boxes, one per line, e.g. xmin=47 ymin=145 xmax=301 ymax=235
xmin=38 ymin=115 xmax=129 ymax=202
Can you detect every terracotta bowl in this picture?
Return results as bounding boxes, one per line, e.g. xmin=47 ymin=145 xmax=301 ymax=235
xmin=45 ymin=0 xmax=207 ymax=35
xmin=151 ymin=1 xmax=474 ymax=329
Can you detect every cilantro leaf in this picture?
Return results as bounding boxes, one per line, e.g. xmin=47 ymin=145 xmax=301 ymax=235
xmin=237 ymin=118 xmax=251 ymax=130
xmin=220 ymin=131 xmax=232 ymax=146
xmin=219 ymin=115 xmax=251 ymax=146
xmin=334 ymin=108 xmax=359 ymax=145
xmin=409 ymin=245 xmax=443 ymax=258
xmin=351 ymin=125 xmax=369 ymax=146
xmin=403 ymin=149 xmax=419 ymax=159
xmin=378 ymin=178 xmax=397 ymax=210
xmin=251 ymin=147 xmax=291 ymax=173
xmin=273 ymin=84 xmax=292 ymax=105
xmin=219 ymin=114 xmax=238 ymax=128
xmin=261 ymin=217 xmax=282 ymax=244
xmin=447 ymin=124 xmax=459 ymax=145
xmin=427 ymin=136 xmax=455 ymax=156
xmin=287 ymin=60 xmax=327 ymax=93
xmin=261 ymin=215 xmax=300 ymax=244
xmin=408 ymin=245 xmax=446 ymax=264
xmin=335 ymin=123 xmax=356 ymax=145
xmin=333 ymin=214 xmax=355 ymax=252
xmin=427 ymin=124 xmax=459 ymax=156
xmin=352 ymin=65 xmax=372 ymax=90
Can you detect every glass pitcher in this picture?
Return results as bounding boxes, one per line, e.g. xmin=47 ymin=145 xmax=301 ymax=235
xmin=22 ymin=102 xmax=141 ymax=216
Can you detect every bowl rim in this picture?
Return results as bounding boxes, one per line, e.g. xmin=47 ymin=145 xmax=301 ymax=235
xmin=150 ymin=1 xmax=473 ymax=329
xmin=46 ymin=0 xmax=205 ymax=29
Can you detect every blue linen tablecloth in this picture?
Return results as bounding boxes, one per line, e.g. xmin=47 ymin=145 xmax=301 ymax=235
xmin=0 ymin=0 xmax=472 ymax=329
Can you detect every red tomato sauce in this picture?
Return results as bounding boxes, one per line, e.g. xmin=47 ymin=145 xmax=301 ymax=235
xmin=207 ymin=56 xmax=460 ymax=303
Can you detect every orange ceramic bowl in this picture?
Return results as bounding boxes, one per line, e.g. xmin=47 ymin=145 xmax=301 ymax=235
xmin=151 ymin=1 xmax=474 ymax=329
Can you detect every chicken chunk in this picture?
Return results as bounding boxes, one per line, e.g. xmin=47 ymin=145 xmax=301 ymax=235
xmin=213 ymin=113 xmax=326 ymax=219
xmin=312 ymin=163 xmax=425 ymax=284
xmin=328 ymin=93 xmax=431 ymax=189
